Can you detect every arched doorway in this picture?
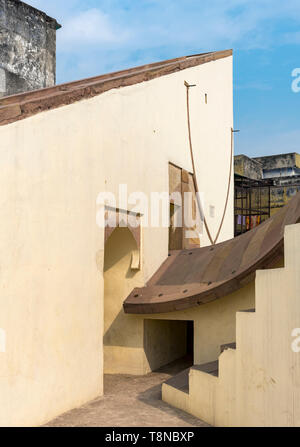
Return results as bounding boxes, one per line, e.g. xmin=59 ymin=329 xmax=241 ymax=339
xmin=103 ymin=227 xmax=144 ymax=374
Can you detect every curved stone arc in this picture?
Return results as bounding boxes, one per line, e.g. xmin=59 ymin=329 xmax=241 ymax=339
xmin=123 ymin=191 xmax=300 ymax=314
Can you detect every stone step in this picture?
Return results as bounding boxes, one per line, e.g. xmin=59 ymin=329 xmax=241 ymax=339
xmin=219 ymin=309 xmax=255 ymax=354
xmin=191 ymin=360 xmax=219 ymax=377
xmin=164 ymin=367 xmax=190 ymax=394
xmin=164 ymin=360 xmax=219 ymax=396
xmin=220 ymin=342 xmax=236 ymax=353
xmin=218 ymin=309 xmax=255 ymax=353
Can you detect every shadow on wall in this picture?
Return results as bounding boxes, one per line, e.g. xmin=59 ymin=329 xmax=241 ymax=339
xmin=103 ymin=227 xmax=139 ymax=278
xmin=103 ymin=309 xmax=142 ymax=348
xmin=103 ymin=227 xmax=144 ymax=351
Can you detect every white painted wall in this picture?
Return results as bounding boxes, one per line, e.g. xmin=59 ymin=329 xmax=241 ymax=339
xmin=0 ymin=55 xmax=233 ymax=425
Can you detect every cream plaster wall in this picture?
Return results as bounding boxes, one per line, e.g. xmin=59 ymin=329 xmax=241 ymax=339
xmin=0 ymin=108 xmax=105 ymax=426
xmin=0 ymin=55 xmax=233 ymax=425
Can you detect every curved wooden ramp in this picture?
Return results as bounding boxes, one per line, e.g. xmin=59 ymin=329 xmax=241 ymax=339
xmin=124 ymin=192 xmax=300 ymax=314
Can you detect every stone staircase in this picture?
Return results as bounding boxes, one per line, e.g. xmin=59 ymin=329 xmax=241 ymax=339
xmin=163 ymin=342 xmax=235 ymax=405
xmin=163 ymin=224 xmax=300 ymax=426
xmin=163 ymin=310 xmax=255 ymax=405
xmin=164 ymin=360 xmax=219 ymax=395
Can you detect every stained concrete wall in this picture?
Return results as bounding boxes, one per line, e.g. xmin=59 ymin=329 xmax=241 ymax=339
xmin=234 ymin=154 xmax=262 ymax=180
xmin=0 ymin=0 xmax=60 ymax=97
xmin=0 ymin=55 xmax=233 ymax=425
xmin=254 ymin=152 xmax=299 ymax=170
xmin=270 ymin=185 xmax=300 ymax=215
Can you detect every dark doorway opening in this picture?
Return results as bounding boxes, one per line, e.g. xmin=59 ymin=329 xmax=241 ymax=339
xmin=186 ymin=320 xmax=194 ymax=361
xmin=144 ymin=319 xmax=194 ymax=372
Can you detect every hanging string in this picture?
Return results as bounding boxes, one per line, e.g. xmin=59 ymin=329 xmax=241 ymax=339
xmin=185 ymin=81 xmax=234 ymax=245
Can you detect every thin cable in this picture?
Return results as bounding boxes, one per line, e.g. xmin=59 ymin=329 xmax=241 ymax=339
xmin=185 ymin=82 xmax=233 ymax=245
xmin=185 ymin=83 xmax=214 ymax=245
xmin=213 ymin=127 xmax=234 ymax=244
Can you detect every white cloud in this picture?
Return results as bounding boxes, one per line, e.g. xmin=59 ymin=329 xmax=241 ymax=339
xmin=26 ymin=0 xmax=300 ymax=54
xmin=58 ymin=9 xmax=131 ymax=50
xmin=115 ymin=0 xmax=300 ymax=51
xmin=23 ymin=0 xmax=76 ymax=19
xmin=24 ymin=0 xmax=300 ymax=83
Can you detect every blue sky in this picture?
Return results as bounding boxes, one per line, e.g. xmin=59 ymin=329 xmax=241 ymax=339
xmin=27 ymin=0 xmax=300 ymax=157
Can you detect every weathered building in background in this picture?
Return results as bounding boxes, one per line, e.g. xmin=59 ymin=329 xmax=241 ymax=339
xmin=254 ymin=152 xmax=300 ymax=185
xmin=234 ymin=153 xmax=300 ymax=235
xmin=0 ymin=0 xmax=61 ymax=97
xmin=234 ymin=153 xmax=263 ymax=181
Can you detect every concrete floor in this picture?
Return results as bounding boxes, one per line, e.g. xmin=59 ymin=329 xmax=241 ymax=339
xmin=45 ymin=357 xmax=208 ymax=427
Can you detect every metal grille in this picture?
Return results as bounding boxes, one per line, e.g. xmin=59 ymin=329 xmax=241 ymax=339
xmin=234 ymin=174 xmax=271 ymax=236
